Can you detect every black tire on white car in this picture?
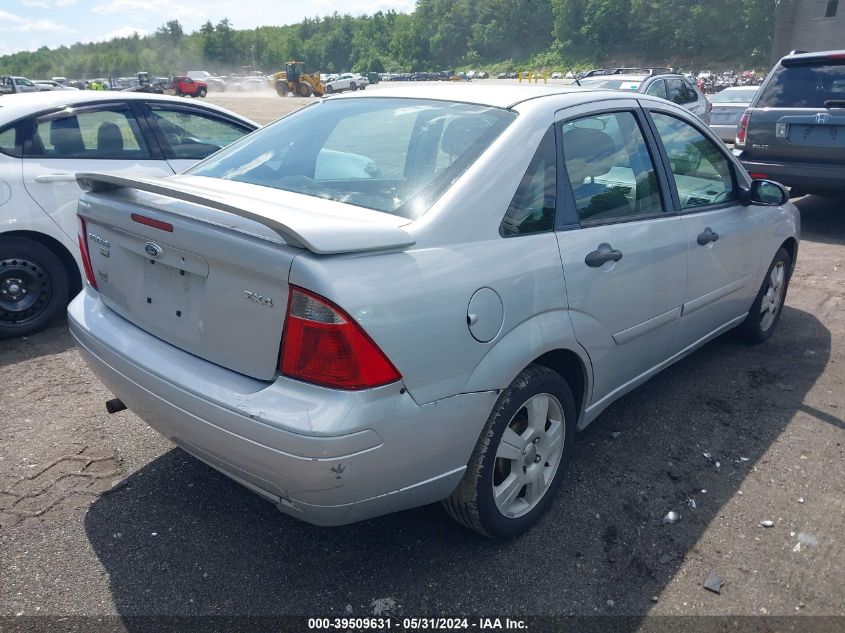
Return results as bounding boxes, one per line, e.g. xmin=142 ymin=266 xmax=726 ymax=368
xmin=0 ymin=236 xmax=69 ymax=339
xmin=349 ymin=82 xmax=357 ymax=91
xmin=736 ymin=247 xmax=792 ymax=343
xmin=443 ymin=364 xmax=577 ymax=538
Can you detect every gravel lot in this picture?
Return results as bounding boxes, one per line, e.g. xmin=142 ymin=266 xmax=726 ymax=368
xmin=1 ymin=85 xmax=843 ymax=627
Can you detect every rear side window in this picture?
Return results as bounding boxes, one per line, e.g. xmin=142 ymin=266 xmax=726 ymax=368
xmin=500 ymin=127 xmax=556 ymax=237
xmin=149 ymin=106 xmax=250 ymax=159
xmin=758 ymin=61 xmax=845 ymax=108
xmin=30 ymin=104 xmax=150 ymax=159
xmin=666 ymin=78 xmax=696 ymax=105
xmin=561 ymin=111 xmax=663 ymax=223
xmin=645 ymin=80 xmax=667 ymax=100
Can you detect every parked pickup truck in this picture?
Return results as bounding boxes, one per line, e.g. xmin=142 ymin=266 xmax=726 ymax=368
xmin=0 ymin=75 xmax=42 ymax=95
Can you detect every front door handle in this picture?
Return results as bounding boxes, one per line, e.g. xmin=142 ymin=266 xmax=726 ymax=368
xmin=585 ymin=244 xmax=624 ymax=268
xmin=697 ymin=227 xmax=720 ymax=246
xmin=34 ymin=174 xmax=76 ymax=183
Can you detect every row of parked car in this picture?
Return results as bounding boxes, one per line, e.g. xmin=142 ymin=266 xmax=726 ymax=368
xmin=2 ymin=49 xmax=840 ymax=341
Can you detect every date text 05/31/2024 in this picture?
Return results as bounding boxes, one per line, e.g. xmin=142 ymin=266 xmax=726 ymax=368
xmin=307 ymin=617 xmax=528 ymax=630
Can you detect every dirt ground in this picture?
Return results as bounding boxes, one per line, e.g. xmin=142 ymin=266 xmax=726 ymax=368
xmin=0 ymin=86 xmax=843 ymax=628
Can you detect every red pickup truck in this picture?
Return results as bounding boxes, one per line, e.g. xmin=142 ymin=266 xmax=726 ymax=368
xmin=172 ymin=76 xmax=207 ymax=98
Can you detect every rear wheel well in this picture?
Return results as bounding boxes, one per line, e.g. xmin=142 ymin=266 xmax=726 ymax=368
xmin=2 ymin=231 xmax=81 ymax=300
xmin=531 ymin=349 xmax=587 ymax=421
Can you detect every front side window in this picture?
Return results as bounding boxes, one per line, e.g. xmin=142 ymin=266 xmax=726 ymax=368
xmin=561 ymin=111 xmax=663 ymax=223
xmin=651 ymin=112 xmax=736 ymax=209
xmin=149 ymin=106 xmax=250 ymax=159
xmin=30 ymin=105 xmax=150 ymax=159
xmin=500 ymin=127 xmax=556 ymax=237
xmin=190 ymin=98 xmax=516 ymax=219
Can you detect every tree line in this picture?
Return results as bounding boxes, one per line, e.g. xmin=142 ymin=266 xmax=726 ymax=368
xmin=0 ymin=0 xmax=778 ymax=79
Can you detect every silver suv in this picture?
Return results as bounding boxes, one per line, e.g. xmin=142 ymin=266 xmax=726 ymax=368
xmin=69 ymin=86 xmax=799 ymax=537
xmin=574 ymin=73 xmax=711 ymax=123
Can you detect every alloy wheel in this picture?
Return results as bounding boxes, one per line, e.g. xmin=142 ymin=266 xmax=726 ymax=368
xmin=760 ymin=261 xmax=786 ymax=332
xmin=492 ymin=393 xmax=565 ymax=518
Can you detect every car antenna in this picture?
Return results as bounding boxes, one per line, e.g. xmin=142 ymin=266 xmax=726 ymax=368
xmin=564 ymin=63 xmax=581 ymax=86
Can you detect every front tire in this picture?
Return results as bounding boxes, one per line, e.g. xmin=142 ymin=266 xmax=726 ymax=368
xmin=0 ymin=237 xmax=69 ymax=339
xmin=736 ymin=247 xmax=792 ymax=343
xmin=443 ymin=364 xmax=577 ymax=538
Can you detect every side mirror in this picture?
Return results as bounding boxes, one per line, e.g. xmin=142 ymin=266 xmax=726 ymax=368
xmin=746 ymin=179 xmax=788 ymax=206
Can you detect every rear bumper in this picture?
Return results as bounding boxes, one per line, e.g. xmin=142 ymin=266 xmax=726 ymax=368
xmin=68 ymin=287 xmax=496 ymax=526
xmin=738 ymin=156 xmax=845 ymax=194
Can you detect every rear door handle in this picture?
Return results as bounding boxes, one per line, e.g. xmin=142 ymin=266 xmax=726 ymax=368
xmin=585 ymin=244 xmax=624 ymax=268
xmin=34 ymin=174 xmax=76 ymax=183
xmin=697 ymin=227 xmax=720 ymax=246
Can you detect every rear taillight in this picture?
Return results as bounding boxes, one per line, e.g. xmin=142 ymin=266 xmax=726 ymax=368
xmin=78 ymin=216 xmax=97 ymax=289
xmin=735 ymin=110 xmax=751 ymax=148
xmin=280 ymin=286 xmax=400 ymax=390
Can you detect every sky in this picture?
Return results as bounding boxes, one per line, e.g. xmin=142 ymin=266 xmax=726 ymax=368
xmin=0 ymin=0 xmax=417 ymax=56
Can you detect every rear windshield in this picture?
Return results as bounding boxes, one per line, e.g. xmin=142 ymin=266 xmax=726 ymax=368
xmin=710 ymin=88 xmax=758 ymax=104
xmin=757 ymin=61 xmax=845 ymax=108
xmin=189 ymin=98 xmax=515 ymax=219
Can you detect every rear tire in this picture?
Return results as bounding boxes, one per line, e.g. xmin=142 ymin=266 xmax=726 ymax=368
xmin=275 ymin=81 xmax=288 ymax=97
xmin=736 ymin=247 xmax=791 ymax=343
xmin=197 ymin=87 xmax=207 ymax=98
xmin=443 ymin=364 xmax=577 ymax=538
xmin=0 ymin=236 xmax=68 ymax=339
xmin=326 ymin=85 xmax=334 ymax=94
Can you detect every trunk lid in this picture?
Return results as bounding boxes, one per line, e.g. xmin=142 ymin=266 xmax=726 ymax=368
xmin=709 ymin=104 xmax=746 ymax=126
xmin=77 ymin=174 xmax=414 ymax=380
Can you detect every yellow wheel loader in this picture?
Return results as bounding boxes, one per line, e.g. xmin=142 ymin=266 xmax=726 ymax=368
xmin=272 ymin=62 xmax=325 ymax=97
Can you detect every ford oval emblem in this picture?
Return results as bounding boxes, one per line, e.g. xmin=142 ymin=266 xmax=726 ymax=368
xmin=144 ymin=242 xmax=163 ymax=258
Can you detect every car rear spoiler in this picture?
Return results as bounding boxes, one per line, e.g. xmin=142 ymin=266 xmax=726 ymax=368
xmin=76 ymin=173 xmax=416 ymax=255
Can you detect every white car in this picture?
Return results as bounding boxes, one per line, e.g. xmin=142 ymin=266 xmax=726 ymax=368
xmin=0 ymin=91 xmax=257 ymax=338
xmin=34 ymin=80 xmax=79 ymax=91
xmin=324 ymin=73 xmax=369 ymax=94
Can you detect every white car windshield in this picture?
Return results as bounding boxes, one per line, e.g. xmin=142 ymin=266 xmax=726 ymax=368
xmin=189 ymin=98 xmax=515 ymax=219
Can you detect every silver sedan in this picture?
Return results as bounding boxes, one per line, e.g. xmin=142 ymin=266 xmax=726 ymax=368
xmin=708 ymin=86 xmax=759 ymax=142
xmin=69 ymin=86 xmax=799 ymax=537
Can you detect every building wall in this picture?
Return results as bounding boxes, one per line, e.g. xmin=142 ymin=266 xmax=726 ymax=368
xmin=772 ymin=0 xmax=845 ymax=63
